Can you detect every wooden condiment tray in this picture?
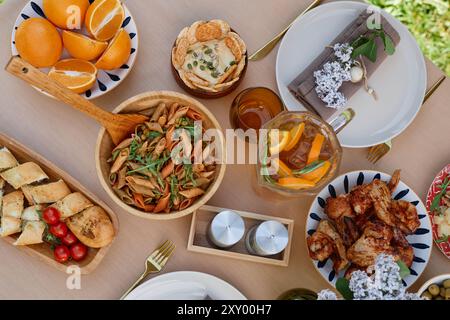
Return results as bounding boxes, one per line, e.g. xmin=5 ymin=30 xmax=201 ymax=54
xmin=0 ymin=133 xmax=119 ymax=274
xmin=188 ymin=205 xmax=294 ymax=267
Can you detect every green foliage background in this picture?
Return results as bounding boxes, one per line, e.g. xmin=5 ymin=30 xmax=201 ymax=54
xmin=368 ymin=0 xmax=449 ymax=75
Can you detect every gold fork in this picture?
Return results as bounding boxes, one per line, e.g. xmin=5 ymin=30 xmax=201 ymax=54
xmin=367 ymin=75 xmax=446 ymax=163
xmin=120 ymin=240 xmax=176 ymax=300
xmin=248 ymin=0 xmax=323 ymax=61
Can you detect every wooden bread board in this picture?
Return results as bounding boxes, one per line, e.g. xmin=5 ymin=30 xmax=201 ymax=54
xmin=0 ymin=132 xmax=119 ymax=274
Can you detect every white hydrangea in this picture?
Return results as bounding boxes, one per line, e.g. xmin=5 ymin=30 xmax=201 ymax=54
xmin=333 ymin=43 xmax=353 ymax=63
xmin=314 ymin=43 xmax=354 ymax=109
xmin=317 ymin=289 xmax=338 ymax=300
xmin=349 ymin=254 xmax=422 ymax=300
xmin=317 ymin=254 xmax=423 ymax=300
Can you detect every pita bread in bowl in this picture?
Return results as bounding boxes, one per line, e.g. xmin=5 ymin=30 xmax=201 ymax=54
xmin=171 ymin=20 xmax=247 ymax=98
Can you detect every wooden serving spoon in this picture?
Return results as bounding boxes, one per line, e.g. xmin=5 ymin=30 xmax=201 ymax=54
xmin=5 ymin=57 xmax=148 ymax=145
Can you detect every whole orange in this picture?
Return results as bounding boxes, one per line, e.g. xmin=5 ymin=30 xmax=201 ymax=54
xmin=43 ymin=0 xmax=90 ymax=30
xmin=15 ymin=18 xmax=62 ymax=68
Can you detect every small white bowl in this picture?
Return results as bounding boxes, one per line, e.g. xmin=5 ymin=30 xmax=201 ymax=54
xmin=417 ymin=274 xmax=450 ymax=296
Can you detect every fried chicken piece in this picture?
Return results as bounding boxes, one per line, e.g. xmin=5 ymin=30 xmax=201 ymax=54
xmin=334 ymin=216 xmax=360 ymax=247
xmin=347 ymin=221 xmax=394 ymax=267
xmin=391 ymin=227 xmax=414 ymax=267
xmin=387 ymin=169 xmax=401 ymax=193
xmin=307 ymin=231 xmax=334 ymax=261
xmin=325 ymin=195 xmax=360 ymax=246
xmin=316 ymin=220 xmax=349 ymax=272
xmin=350 ymin=184 xmax=373 ymax=215
xmin=369 ymin=179 xmax=397 ymax=227
xmin=390 ymin=200 xmax=420 ymax=234
xmin=325 ymin=195 xmax=354 ymax=220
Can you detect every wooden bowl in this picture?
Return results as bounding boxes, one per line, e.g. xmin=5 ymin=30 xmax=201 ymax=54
xmin=95 ymin=91 xmax=226 ymax=220
xmin=0 ymin=133 xmax=119 ymax=274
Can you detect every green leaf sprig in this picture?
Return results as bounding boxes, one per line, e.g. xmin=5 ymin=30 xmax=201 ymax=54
xmin=351 ymin=27 xmax=395 ymax=63
xmin=430 ymin=177 xmax=450 ymax=213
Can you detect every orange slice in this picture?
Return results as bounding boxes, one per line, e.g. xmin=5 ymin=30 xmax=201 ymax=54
xmin=62 ymin=31 xmax=108 ymax=61
xmin=268 ymin=130 xmax=290 ymax=156
xmin=85 ymin=0 xmax=125 ymax=41
xmin=300 ymin=160 xmax=331 ymax=183
xmin=15 ymin=18 xmax=62 ymax=68
xmin=307 ymin=133 xmax=325 ymax=164
xmin=273 ymin=158 xmax=292 ymax=178
xmin=278 ymin=177 xmax=316 ymax=190
xmin=43 ymin=0 xmax=90 ymax=30
xmin=95 ymin=28 xmax=131 ymax=70
xmin=49 ymin=59 xmax=97 ymax=94
xmin=284 ymin=123 xmax=305 ymax=151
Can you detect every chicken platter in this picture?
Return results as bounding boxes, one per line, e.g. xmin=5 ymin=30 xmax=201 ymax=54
xmin=307 ymin=170 xmax=421 ymax=279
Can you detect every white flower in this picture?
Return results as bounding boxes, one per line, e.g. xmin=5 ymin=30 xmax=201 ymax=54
xmin=333 ymin=43 xmax=353 ymax=63
xmin=345 ymin=254 xmax=423 ymax=300
xmin=317 ymin=289 xmax=338 ymax=300
xmin=313 ymin=43 xmax=355 ymax=109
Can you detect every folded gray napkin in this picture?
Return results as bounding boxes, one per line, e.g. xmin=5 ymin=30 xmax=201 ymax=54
xmin=288 ymin=10 xmax=400 ymax=121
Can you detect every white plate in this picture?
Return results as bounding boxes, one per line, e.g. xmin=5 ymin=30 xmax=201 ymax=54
xmin=276 ymin=1 xmax=426 ymax=148
xmin=124 ymin=271 xmax=247 ymax=300
xmin=305 ymin=170 xmax=433 ymax=289
xmin=11 ymin=0 xmax=139 ymax=100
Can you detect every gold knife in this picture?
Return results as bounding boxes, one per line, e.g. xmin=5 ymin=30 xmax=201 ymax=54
xmin=248 ymin=0 xmax=323 ymax=61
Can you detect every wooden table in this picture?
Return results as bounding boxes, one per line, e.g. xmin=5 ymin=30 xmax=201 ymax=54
xmin=0 ymin=0 xmax=448 ymax=299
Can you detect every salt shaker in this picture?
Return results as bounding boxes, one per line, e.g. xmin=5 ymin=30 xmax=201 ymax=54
xmin=245 ymin=221 xmax=288 ymax=256
xmin=208 ymin=210 xmax=245 ymax=249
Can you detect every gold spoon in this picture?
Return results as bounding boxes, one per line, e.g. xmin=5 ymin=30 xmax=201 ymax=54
xmin=248 ymin=0 xmax=323 ymax=61
xmin=5 ymin=57 xmax=148 ymax=145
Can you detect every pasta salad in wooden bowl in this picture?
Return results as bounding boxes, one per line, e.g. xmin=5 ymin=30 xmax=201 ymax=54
xmin=96 ymin=91 xmax=226 ymax=220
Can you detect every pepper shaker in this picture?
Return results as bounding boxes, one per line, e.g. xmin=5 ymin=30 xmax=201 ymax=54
xmin=208 ymin=210 xmax=245 ymax=249
xmin=245 ymin=221 xmax=288 ymax=256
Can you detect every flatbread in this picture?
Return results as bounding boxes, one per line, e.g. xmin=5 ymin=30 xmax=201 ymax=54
xmin=0 ymin=147 xmax=18 ymax=172
xmin=0 ymin=216 xmax=21 ymax=237
xmin=1 ymin=162 xmax=48 ymax=189
xmin=14 ymin=221 xmax=45 ymax=246
xmin=51 ymin=192 xmax=93 ymax=219
xmin=66 ymin=206 xmax=114 ymax=248
xmin=21 ymin=205 xmax=45 ymax=221
xmin=2 ymin=191 xmax=24 ymax=218
xmin=23 ymin=180 xmax=71 ymax=204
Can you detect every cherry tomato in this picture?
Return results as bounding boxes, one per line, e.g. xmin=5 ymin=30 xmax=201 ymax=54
xmin=54 ymin=245 xmax=70 ymax=263
xmin=42 ymin=207 xmax=61 ymax=225
xmin=61 ymin=230 xmax=78 ymax=246
xmin=70 ymin=243 xmax=88 ymax=261
xmin=50 ymin=222 xmax=68 ymax=238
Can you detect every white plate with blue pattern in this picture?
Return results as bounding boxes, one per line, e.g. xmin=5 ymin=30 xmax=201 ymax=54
xmin=306 ymin=170 xmax=432 ymax=289
xmin=11 ymin=0 xmax=139 ymax=100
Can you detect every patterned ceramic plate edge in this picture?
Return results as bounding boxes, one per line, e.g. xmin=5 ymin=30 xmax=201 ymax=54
xmin=425 ymin=164 xmax=450 ymax=259
xmin=305 ymin=170 xmax=433 ymax=289
xmin=10 ymin=0 xmax=139 ymax=100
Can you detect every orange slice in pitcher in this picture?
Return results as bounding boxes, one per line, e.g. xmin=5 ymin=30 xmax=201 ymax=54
xmin=307 ymin=133 xmax=325 ymax=164
xmin=273 ymin=158 xmax=292 ymax=177
xmin=62 ymin=31 xmax=108 ymax=61
xmin=284 ymin=123 xmax=305 ymax=151
xmin=268 ymin=130 xmax=290 ymax=155
xmin=85 ymin=0 xmax=125 ymax=41
xmin=300 ymin=160 xmax=331 ymax=183
xmin=49 ymin=59 xmax=97 ymax=94
xmin=278 ymin=177 xmax=316 ymax=190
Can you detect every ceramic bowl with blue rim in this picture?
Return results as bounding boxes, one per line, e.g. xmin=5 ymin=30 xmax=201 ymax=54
xmin=11 ymin=0 xmax=138 ymax=100
xmin=305 ymin=170 xmax=432 ymax=289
